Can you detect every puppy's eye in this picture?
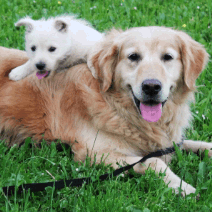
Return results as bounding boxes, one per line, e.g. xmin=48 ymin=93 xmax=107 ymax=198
xmin=128 ymin=53 xmax=140 ymax=62
xmin=31 ymin=46 xmax=36 ymax=52
xmin=49 ymin=47 xmax=56 ymax=52
xmin=162 ymin=53 xmax=173 ymax=61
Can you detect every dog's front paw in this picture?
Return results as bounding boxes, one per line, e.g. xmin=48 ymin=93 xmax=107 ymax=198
xmin=169 ymin=180 xmax=196 ymax=197
xmin=197 ymin=142 xmax=212 ymax=157
xmin=9 ymin=66 xmax=27 ymax=81
xmin=179 ymin=181 xmax=196 ymax=197
xmin=205 ymin=143 xmax=212 ymax=157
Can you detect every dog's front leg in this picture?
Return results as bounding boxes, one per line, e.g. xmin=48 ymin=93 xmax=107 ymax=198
xmin=183 ymin=140 xmax=212 ymax=157
xmin=123 ymin=156 xmax=196 ymax=196
xmin=9 ymin=60 xmax=33 ymax=81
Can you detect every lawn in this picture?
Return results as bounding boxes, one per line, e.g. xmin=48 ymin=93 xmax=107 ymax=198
xmin=0 ymin=0 xmax=212 ymax=211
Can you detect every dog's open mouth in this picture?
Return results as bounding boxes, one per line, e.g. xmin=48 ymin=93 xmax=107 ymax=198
xmin=36 ymin=71 xmax=50 ymax=79
xmin=133 ymin=94 xmax=167 ymax=123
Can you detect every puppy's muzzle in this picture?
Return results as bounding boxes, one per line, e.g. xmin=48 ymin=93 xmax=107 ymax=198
xmin=36 ymin=62 xmax=46 ymax=72
xmin=35 ymin=62 xmax=50 ymax=79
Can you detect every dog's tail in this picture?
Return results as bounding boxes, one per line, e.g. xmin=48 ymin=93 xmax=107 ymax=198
xmin=0 ymin=47 xmax=28 ymax=78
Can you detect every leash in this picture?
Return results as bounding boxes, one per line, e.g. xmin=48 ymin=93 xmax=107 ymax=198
xmin=2 ymin=140 xmax=183 ymax=196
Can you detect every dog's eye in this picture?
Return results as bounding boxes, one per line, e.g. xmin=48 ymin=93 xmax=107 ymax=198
xmin=128 ymin=53 xmax=140 ymax=62
xmin=31 ymin=46 xmax=36 ymax=52
xmin=162 ymin=53 xmax=173 ymax=61
xmin=49 ymin=47 xmax=56 ymax=52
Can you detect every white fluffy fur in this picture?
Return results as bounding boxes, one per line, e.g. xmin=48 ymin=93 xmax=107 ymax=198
xmin=9 ymin=15 xmax=103 ymax=81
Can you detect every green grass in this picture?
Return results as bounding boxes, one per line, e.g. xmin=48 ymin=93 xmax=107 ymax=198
xmin=0 ymin=0 xmax=212 ymax=211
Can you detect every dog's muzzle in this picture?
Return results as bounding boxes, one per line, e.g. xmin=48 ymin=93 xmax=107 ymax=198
xmin=131 ymin=79 xmax=167 ymax=122
xmin=133 ymin=93 xmax=167 ymax=122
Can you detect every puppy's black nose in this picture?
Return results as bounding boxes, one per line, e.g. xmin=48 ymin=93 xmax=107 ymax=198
xmin=142 ymin=79 xmax=162 ymax=96
xmin=36 ymin=62 xmax=46 ymax=71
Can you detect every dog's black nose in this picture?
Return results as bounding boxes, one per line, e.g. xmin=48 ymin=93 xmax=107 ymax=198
xmin=36 ymin=62 xmax=46 ymax=71
xmin=142 ymin=79 xmax=162 ymax=96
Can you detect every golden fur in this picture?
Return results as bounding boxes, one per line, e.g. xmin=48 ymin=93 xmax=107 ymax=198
xmin=0 ymin=27 xmax=211 ymax=196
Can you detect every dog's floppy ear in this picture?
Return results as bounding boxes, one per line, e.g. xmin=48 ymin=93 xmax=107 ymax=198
xmin=88 ymin=29 xmax=122 ymax=92
xmin=177 ymin=31 xmax=209 ymax=90
xmin=54 ymin=19 xmax=68 ymax=32
xmin=15 ymin=17 xmax=34 ymax=33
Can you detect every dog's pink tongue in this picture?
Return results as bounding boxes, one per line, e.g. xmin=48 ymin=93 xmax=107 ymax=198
xmin=36 ymin=71 xmax=49 ymax=79
xmin=140 ymin=102 xmax=162 ymax=122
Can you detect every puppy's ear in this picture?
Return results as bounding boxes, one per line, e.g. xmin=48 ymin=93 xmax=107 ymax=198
xmin=15 ymin=17 xmax=34 ymax=33
xmin=177 ymin=31 xmax=209 ymax=90
xmin=54 ymin=19 xmax=68 ymax=32
xmin=88 ymin=29 xmax=122 ymax=92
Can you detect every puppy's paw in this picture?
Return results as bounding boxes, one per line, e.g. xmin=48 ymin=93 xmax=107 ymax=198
xmin=9 ymin=66 xmax=28 ymax=81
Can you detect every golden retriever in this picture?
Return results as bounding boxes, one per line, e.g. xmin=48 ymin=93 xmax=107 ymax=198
xmin=0 ymin=26 xmax=211 ymax=196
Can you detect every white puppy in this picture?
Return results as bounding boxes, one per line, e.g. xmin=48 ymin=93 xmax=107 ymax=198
xmin=9 ymin=15 xmax=103 ymax=80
